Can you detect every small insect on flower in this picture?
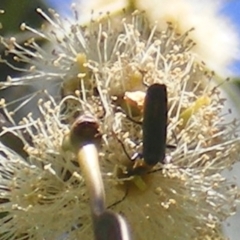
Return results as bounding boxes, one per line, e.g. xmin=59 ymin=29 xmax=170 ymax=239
xmin=62 ymin=113 xmax=106 ymax=212
xmin=63 ymin=114 xmax=132 ymax=240
xmin=128 ymin=83 xmax=169 ymax=174
xmin=108 ymin=83 xmax=170 ymax=203
xmin=142 ymin=83 xmax=168 ymax=165
xmin=62 ymin=113 xmax=104 ymax=211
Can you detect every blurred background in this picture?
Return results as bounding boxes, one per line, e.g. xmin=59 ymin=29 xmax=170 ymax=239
xmin=0 ymin=0 xmax=240 ymax=239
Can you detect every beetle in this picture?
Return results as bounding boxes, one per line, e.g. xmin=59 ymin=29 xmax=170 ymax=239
xmin=115 ymin=83 xmax=171 ymax=176
xmin=142 ymin=83 xmax=167 ymax=166
xmin=108 ymin=84 xmax=170 ymax=208
xmin=62 ymin=114 xmax=133 ymax=240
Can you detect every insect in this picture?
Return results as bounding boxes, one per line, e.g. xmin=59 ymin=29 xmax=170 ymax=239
xmin=108 ymin=84 xmax=170 ymax=208
xmin=66 ymin=115 xmax=132 ymax=240
xmin=142 ymin=83 xmax=168 ymax=166
xmin=115 ymin=83 xmax=171 ymax=176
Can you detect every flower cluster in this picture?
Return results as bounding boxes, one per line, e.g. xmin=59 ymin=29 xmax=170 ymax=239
xmin=0 ymin=4 xmax=240 ymax=240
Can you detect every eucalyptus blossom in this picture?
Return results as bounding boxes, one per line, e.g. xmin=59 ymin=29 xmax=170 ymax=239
xmin=0 ymin=6 xmax=240 ymax=240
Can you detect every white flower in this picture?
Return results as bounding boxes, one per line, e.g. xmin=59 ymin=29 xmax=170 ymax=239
xmin=0 ymin=95 xmax=92 ymax=240
xmin=76 ymin=0 xmax=240 ymax=76
xmin=0 ymin=7 xmax=240 ymax=240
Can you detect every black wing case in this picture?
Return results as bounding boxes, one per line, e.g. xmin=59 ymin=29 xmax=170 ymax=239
xmin=142 ymin=83 xmax=167 ymax=165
